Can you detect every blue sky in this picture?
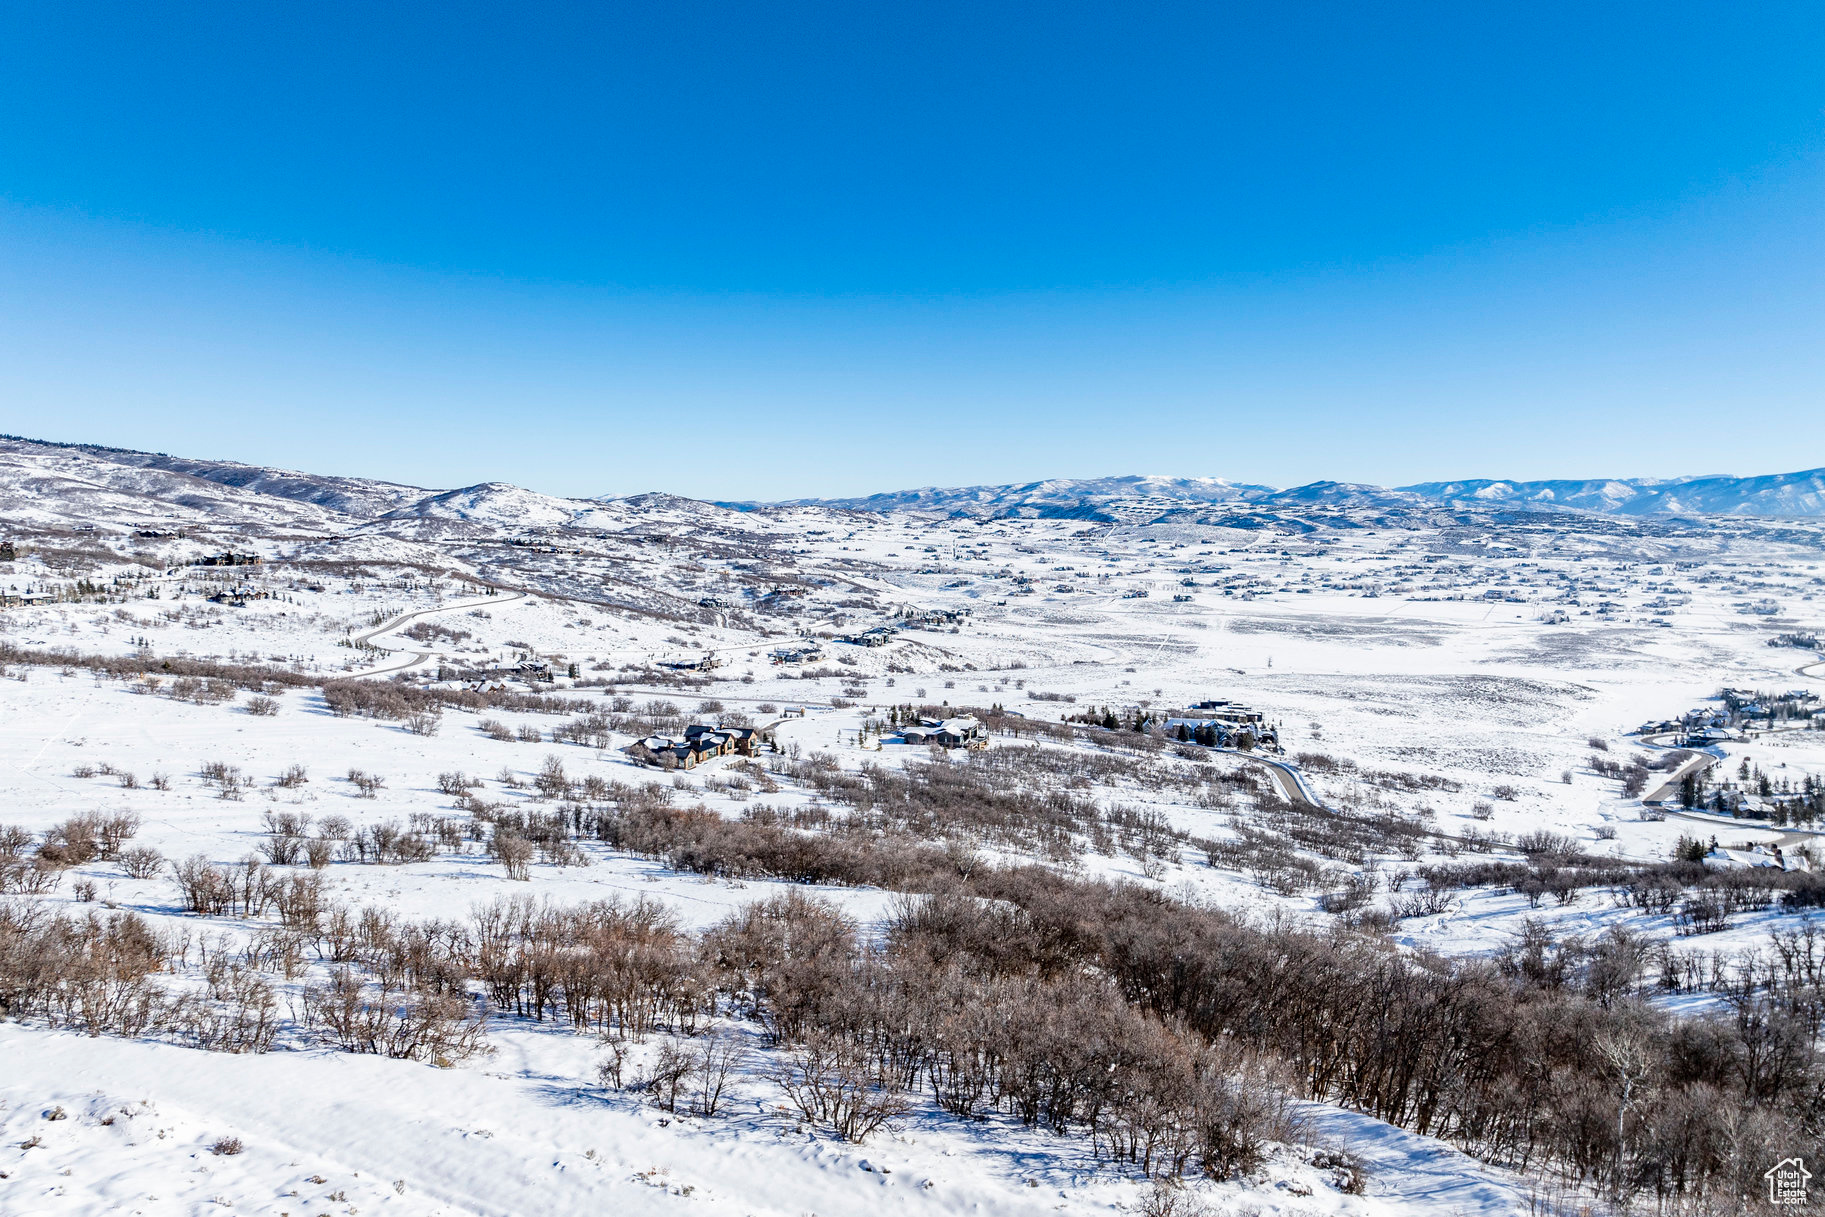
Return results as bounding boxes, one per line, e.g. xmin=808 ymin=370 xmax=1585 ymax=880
xmin=2 ymin=1 xmax=1822 ymax=499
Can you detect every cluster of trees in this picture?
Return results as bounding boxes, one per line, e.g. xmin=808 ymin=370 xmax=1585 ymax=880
xmin=1589 ymin=749 xmax=1666 ymax=799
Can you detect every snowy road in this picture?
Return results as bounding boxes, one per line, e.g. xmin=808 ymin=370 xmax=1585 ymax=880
xmin=346 ymin=588 xmax=528 ymax=678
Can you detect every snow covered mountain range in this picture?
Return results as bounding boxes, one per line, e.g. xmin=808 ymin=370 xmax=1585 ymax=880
xmin=739 ymin=467 xmax=1825 ymax=520
xmin=5 ymin=434 xmax=1823 ymax=529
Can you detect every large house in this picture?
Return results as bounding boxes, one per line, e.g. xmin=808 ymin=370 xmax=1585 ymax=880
xmin=634 ymin=722 xmax=773 ymax=769
xmin=900 ymin=716 xmax=988 ymax=749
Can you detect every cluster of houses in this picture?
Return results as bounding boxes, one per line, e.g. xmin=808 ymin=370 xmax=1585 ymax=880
xmin=1722 ymin=687 xmax=1821 ymax=726
xmin=192 ymin=552 xmax=262 ymax=567
xmin=1641 ymin=689 xmax=1821 ymax=745
xmin=436 ymin=660 xmax=553 ymax=689
xmin=899 ymin=715 xmax=988 ymax=749
xmin=1162 ymin=699 xmax=1279 ymax=750
xmin=901 ymin=607 xmax=967 ymax=629
xmin=770 ymin=643 xmax=824 ymax=665
xmin=205 ymin=587 xmax=272 ymax=606
xmin=1638 ymin=707 xmax=1733 ymax=746
xmin=633 ymin=723 xmax=772 ymax=769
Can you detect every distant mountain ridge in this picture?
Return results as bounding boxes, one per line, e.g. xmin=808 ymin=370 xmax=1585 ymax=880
xmin=728 ymin=467 xmax=1825 ymax=520
xmin=1403 ymin=469 xmax=1825 ymax=516
xmin=3 ymin=435 xmax=1822 ymax=529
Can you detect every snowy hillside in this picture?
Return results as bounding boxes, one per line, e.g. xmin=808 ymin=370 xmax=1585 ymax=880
xmin=0 ymin=435 xmax=429 ymax=523
xmin=4 ymin=435 xmax=1825 ymax=1216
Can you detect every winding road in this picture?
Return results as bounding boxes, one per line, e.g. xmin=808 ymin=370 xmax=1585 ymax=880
xmin=1640 ymin=747 xmax=1718 ymax=806
xmin=345 ymin=589 xmax=528 ymax=678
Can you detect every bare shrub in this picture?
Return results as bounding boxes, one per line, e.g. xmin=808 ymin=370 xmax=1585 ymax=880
xmin=772 ymin=1035 xmax=909 ymax=1142
xmin=689 ymin=1032 xmax=747 ymax=1117
xmin=641 ymin=1037 xmax=696 ymax=1113
xmin=533 ymin=755 xmax=570 ymax=801
xmin=245 ymin=696 xmax=280 ymax=717
xmin=0 ymin=856 xmax=62 ymax=895
xmin=275 ymin=764 xmax=308 ymax=789
xmin=261 ymin=810 xmax=312 ymax=866
xmin=201 ymin=761 xmax=250 ymax=800
xmin=210 ymin=1136 xmax=243 ymax=1156
xmin=172 ymin=855 xmax=237 ymax=916
xmin=1134 ymin=1180 xmax=1214 ymax=1217
xmin=346 ymin=769 xmax=385 ymax=798
xmin=489 ymin=833 xmax=534 ymax=881
xmin=119 ymin=846 xmax=164 ymax=880
xmin=38 ymin=815 xmax=102 ymax=867
xmin=94 ymin=812 xmax=139 ymax=858
xmin=1514 ymin=830 xmax=1578 ymax=860
xmin=301 ymin=969 xmax=488 ymax=1062
xmin=0 ymin=824 xmax=33 ymax=860
xmin=596 ymin=1040 xmax=629 ymax=1088
xmin=437 ymin=771 xmax=477 ymax=796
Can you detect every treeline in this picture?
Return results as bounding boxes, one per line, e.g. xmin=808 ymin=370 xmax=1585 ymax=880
xmin=0 ymin=642 xmax=608 ymax=720
xmin=319 ymin=678 xmax=594 ymax=721
xmin=0 ymin=641 xmax=317 ymax=691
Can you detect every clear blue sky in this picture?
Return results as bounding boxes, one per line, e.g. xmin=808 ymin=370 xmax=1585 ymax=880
xmin=2 ymin=1 xmax=1822 ymax=499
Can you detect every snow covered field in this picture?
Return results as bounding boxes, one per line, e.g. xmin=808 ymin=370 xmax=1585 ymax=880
xmin=4 ymin=439 xmax=1825 ymax=1215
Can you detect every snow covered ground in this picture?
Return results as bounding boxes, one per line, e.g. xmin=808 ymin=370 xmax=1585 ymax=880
xmin=4 ymin=450 xmax=1825 ymax=1215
